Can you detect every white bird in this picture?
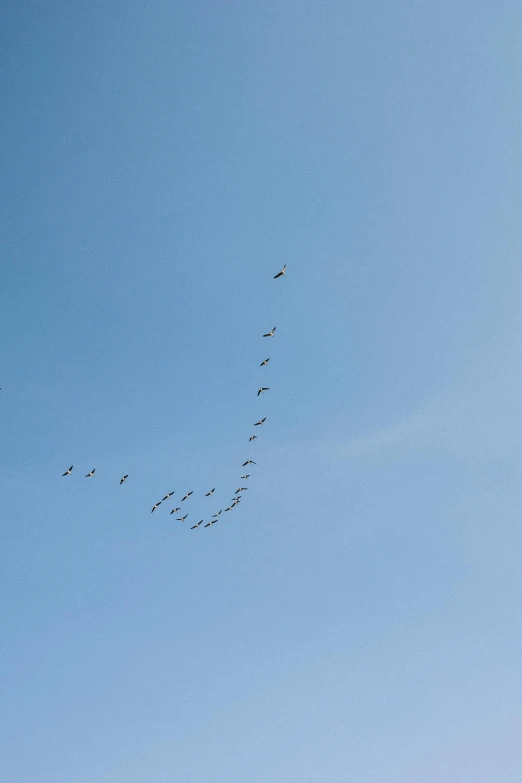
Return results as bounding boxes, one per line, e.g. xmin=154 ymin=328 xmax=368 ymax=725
xmin=224 ymin=506 xmax=233 ymax=512
xmin=162 ymin=491 xmax=175 ymax=501
xmin=62 ymin=465 xmax=73 ymax=476
xmin=241 ymin=474 xmax=250 ymax=479
xmin=205 ymin=487 xmax=215 ymax=496
xmin=242 ymin=460 xmax=256 ymax=466
xmin=260 ymin=357 xmax=270 ymax=367
xmin=120 ymin=475 xmax=128 ymax=485
xmin=151 ymin=502 xmax=162 ymax=513
xmin=257 ymin=387 xmax=269 ymax=396
xmin=85 ymin=468 xmax=95 ymax=478
xmin=249 ymin=435 xmax=257 ymax=442
xmin=204 ymin=520 xmax=216 ymax=527
xmin=212 ymin=510 xmax=223 ymax=518
xmin=263 ymin=326 xmax=276 ymax=337
xmin=254 ymin=417 xmax=266 ymax=426
xmin=191 ymin=520 xmax=204 ymax=529
xmin=169 ymin=507 xmax=181 ymax=515
xmin=235 ymin=487 xmax=248 ymax=494
xmin=274 ymin=264 xmax=287 ymax=279
xmin=181 ymin=491 xmax=193 ymax=501
xmin=176 ymin=514 xmax=188 ymax=522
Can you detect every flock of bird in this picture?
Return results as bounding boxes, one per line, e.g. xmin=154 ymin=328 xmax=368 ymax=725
xmin=61 ymin=264 xmax=288 ymax=530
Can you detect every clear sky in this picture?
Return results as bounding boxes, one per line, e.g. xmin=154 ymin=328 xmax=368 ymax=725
xmin=1 ymin=1 xmax=522 ymax=781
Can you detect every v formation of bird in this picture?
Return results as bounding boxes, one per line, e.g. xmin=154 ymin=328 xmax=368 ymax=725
xmin=61 ymin=265 xmax=288 ymax=530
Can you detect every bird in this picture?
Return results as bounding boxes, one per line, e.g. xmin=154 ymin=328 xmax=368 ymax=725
xmin=162 ymin=491 xmax=175 ymax=501
xmin=205 ymin=487 xmax=215 ymax=497
xmin=191 ymin=520 xmax=204 ymax=529
xmin=249 ymin=435 xmax=257 ymax=442
xmin=151 ymin=502 xmax=162 ymax=513
xmin=235 ymin=487 xmax=248 ymax=494
xmin=176 ymin=514 xmax=188 ymax=522
xmin=263 ymin=326 xmax=276 ymax=337
xmin=212 ymin=510 xmax=222 ymax=518
xmin=241 ymin=474 xmax=250 ymax=479
xmin=120 ymin=475 xmax=128 ymax=485
xmin=260 ymin=357 xmax=270 ymax=367
xmin=181 ymin=491 xmax=193 ymax=501
xmin=274 ymin=264 xmax=287 ymax=279
xmin=242 ymin=460 xmax=256 ymax=466
xmin=62 ymin=465 xmax=73 ymax=476
xmin=224 ymin=506 xmax=233 ymax=512
xmin=169 ymin=507 xmax=181 ymax=515
xmin=204 ymin=520 xmax=216 ymax=527
xmin=257 ymin=387 xmax=270 ymax=396
xmin=85 ymin=468 xmax=95 ymax=478
xmin=254 ymin=417 xmax=266 ymax=426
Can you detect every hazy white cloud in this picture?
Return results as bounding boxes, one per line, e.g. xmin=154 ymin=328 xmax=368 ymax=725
xmin=332 ymin=344 xmax=522 ymax=462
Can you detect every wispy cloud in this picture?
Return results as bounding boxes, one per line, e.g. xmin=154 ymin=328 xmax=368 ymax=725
xmin=331 ymin=347 xmax=522 ymax=462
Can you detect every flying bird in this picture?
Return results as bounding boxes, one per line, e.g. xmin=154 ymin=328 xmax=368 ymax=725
xmin=241 ymin=474 xmax=250 ymax=479
xmin=162 ymin=491 xmax=175 ymax=501
xmin=212 ymin=510 xmax=222 ymax=517
xmin=181 ymin=491 xmax=193 ymax=501
xmin=120 ymin=475 xmax=128 ymax=485
xmin=254 ymin=417 xmax=266 ymax=426
xmin=85 ymin=468 xmax=95 ymax=478
xmin=260 ymin=358 xmax=270 ymax=366
xmin=151 ymin=502 xmax=162 ymax=513
xmin=235 ymin=488 xmax=248 ymax=494
xmin=263 ymin=327 xmax=276 ymax=337
xmin=191 ymin=520 xmax=204 ymax=529
xmin=169 ymin=507 xmax=181 ymax=515
xmin=204 ymin=520 xmax=216 ymax=527
xmin=249 ymin=435 xmax=257 ymax=442
xmin=176 ymin=514 xmax=188 ymax=522
xmin=242 ymin=460 xmax=256 ymax=466
xmin=224 ymin=506 xmax=233 ymax=512
xmin=257 ymin=387 xmax=269 ymax=396
xmin=205 ymin=488 xmax=215 ymax=496
xmin=62 ymin=465 xmax=73 ymax=476
xmin=274 ymin=264 xmax=287 ymax=279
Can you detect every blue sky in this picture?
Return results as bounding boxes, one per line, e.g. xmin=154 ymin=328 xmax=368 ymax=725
xmin=1 ymin=1 xmax=522 ymax=780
